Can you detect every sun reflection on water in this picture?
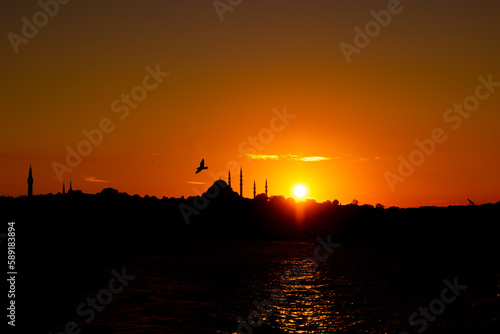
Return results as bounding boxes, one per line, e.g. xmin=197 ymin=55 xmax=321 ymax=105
xmin=270 ymin=250 xmax=339 ymax=333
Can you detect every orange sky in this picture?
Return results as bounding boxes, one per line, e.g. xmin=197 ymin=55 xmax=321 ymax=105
xmin=1 ymin=0 xmax=499 ymax=207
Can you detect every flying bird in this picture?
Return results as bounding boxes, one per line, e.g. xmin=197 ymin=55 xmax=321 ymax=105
xmin=195 ymin=159 xmax=208 ymax=174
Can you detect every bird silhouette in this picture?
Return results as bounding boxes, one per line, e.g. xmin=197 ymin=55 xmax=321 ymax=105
xmin=195 ymin=159 xmax=208 ymax=174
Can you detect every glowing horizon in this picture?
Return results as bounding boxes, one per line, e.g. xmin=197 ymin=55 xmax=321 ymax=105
xmin=1 ymin=1 xmax=499 ymax=208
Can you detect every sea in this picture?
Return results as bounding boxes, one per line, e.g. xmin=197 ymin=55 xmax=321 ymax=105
xmin=29 ymin=240 xmax=499 ymax=334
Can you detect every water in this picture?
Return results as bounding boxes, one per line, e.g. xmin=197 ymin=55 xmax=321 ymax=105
xmin=44 ymin=240 xmax=497 ymax=334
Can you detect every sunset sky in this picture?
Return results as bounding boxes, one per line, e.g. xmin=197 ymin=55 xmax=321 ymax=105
xmin=1 ymin=0 xmax=499 ymax=207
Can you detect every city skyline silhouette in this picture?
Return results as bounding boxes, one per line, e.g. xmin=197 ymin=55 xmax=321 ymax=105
xmin=13 ymin=163 xmax=497 ymax=210
xmin=2 ymin=2 xmax=500 ymax=206
xmin=2 ymin=1 xmax=500 ymax=333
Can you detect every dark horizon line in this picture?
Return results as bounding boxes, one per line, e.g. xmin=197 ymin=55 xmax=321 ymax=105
xmin=2 ymin=186 xmax=499 ymax=210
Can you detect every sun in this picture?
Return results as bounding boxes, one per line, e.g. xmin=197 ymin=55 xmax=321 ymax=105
xmin=290 ymin=182 xmax=310 ymax=200
xmin=294 ymin=185 xmax=307 ymax=198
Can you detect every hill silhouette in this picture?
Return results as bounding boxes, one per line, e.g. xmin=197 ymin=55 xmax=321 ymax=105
xmin=2 ymin=181 xmax=499 ymax=333
xmin=2 ymin=181 xmax=498 ymax=252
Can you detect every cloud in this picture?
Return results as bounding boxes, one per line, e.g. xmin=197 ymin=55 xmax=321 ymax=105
xmin=241 ymin=153 xmax=380 ymax=162
xmin=186 ymin=181 xmax=207 ymax=185
xmin=242 ymin=154 xmax=332 ymax=162
xmin=297 ymin=156 xmax=332 ymax=162
xmin=352 ymin=156 xmax=383 ymax=162
xmin=84 ymin=176 xmax=110 ymax=183
xmin=242 ymin=154 xmax=280 ymax=160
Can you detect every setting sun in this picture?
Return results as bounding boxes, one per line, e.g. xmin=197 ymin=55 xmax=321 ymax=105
xmin=291 ymin=182 xmax=310 ymax=200
xmin=294 ymin=185 xmax=307 ymax=198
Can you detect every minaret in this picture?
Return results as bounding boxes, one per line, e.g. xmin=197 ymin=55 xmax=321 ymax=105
xmin=27 ymin=164 xmax=33 ymax=197
xmin=228 ymin=170 xmax=231 ymax=189
xmin=62 ymin=182 xmax=66 ymax=194
xmin=253 ymin=180 xmax=256 ymax=199
xmin=265 ymin=179 xmax=268 ymax=197
xmin=69 ymin=181 xmax=73 ymax=193
xmin=239 ymin=167 xmax=243 ymax=197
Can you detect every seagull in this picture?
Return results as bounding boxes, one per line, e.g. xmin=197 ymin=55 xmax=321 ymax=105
xmin=195 ymin=159 xmax=208 ymax=174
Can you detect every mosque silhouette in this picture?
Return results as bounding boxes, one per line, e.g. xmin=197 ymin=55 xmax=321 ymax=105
xmin=26 ymin=164 xmax=267 ymax=199
xmin=27 ymin=164 xmax=76 ymax=197
xmin=228 ymin=167 xmax=268 ymax=199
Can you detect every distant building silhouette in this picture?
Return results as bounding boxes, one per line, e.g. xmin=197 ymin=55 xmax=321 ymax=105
xmin=62 ymin=182 xmax=66 ymax=195
xmin=240 ymin=167 xmax=243 ymax=197
xmin=27 ymin=164 xmax=33 ymax=197
xmin=69 ymin=181 xmax=73 ymax=193
xmin=228 ymin=168 xmax=268 ymax=199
